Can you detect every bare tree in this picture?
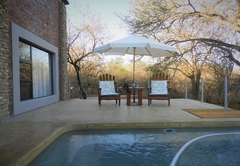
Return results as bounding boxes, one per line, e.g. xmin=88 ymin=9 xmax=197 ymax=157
xmin=67 ymin=7 xmax=110 ymax=99
xmin=125 ymin=0 xmax=240 ymax=64
xmin=123 ymin=0 xmax=240 ymax=99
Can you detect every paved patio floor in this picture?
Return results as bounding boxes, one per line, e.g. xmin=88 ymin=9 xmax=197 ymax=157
xmin=1 ymin=98 xmax=240 ymax=166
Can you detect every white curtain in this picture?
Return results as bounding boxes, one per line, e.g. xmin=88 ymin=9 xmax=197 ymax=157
xmin=32 ymin=47 xmax=52 ymax=98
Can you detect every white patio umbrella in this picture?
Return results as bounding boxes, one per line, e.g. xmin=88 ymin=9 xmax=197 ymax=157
xmin=94 ymin=35 xmax=176 ymax=82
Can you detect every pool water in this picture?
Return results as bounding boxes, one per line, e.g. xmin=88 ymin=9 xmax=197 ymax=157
xmin=174 ymin=134 xmax=240 ymax=166
xmin=29 ymin=128 xmax=240 ymax=166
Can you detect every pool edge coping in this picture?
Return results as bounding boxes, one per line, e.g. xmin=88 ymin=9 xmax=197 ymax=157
xmin=14 ymin=121 xmax=240 ymax=166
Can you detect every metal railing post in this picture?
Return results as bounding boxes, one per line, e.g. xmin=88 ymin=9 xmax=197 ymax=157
xmin=185 ymin=79 xmax=188 ymax=99
xmin=201 ymin=78 xmax=204 ymax=103
xmin=68 ymin=80 xmax=71 ymax=100
xmin=224 ymin=77 xmax=228 ymax=108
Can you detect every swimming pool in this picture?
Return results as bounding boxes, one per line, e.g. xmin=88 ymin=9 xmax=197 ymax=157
xmin=29 ymin=128 xmax=240 ymax=166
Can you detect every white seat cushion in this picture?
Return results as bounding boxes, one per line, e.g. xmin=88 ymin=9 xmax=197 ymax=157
xmin=99 ymin=81 xmax=118 ymax=96
xmin=150 ymin=80 xmax=168 ymax=95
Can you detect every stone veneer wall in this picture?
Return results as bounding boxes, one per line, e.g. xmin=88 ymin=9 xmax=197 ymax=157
xmin=59 ymin=2 xmax=69 ymax=101
xmin=0 ymin=0 xmax=69 ymax=121
xmin=0 ymin=0 xmax=10 ymax=122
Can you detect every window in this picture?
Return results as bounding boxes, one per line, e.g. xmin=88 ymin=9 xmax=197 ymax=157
xmin=19 ymin=41 xmax=53 ymax=100
xmin=12 ymin=22 xmax=59 ymax=115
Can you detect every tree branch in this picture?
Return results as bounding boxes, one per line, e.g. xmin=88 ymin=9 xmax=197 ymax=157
xmin=169 ymin=38 xmax=240 ymax=51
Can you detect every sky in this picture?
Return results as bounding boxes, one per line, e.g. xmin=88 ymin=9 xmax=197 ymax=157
xmin=66 ymin=0 xmax=156 ymax=63
xmin=66 ymin=0 xmax=131 ymax=40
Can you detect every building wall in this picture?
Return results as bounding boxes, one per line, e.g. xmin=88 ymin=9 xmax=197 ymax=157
xmin=0 ymin=0 xmax=68 ymax=121
xmin=59 ymin=3 xmax=69 ymax=101
xmin=0 ymin=0 xmax=10 ymax=121
xmin=7 ymin=0 xmax=61 ymax=47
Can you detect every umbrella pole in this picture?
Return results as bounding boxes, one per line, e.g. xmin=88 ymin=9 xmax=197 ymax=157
xmin=133 ymin=47 xmax=136 ymax=82
xmin=133 ymin=47 xmax=136 ymax=103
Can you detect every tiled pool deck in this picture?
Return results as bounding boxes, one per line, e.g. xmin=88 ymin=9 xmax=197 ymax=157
xmin=1 ymin=98 xmax=240 ymax=166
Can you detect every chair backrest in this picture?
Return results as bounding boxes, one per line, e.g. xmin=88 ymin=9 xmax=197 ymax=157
xmin=99 ymin=73 xmax=117 ymax=87
xmin=150 ymin=73 xmax=169 ymax=94
xmin=151 ymin=73 xmax=168 ymax=80
xmin=99 ymin=74 xmax=117 ymax=95
xmin=99 ymin=74 xmax=115 ymax=81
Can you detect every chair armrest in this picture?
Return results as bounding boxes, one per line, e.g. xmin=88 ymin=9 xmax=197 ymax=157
xmin=146 ymin=87 xmax=151 ymax=94
xmin=117 ymin=87 xmax=122 ymax=94
xmin=167 ymin=81 xmax=170 ymax=93
xmin=98 ymin=88 xmax=102 ymax=96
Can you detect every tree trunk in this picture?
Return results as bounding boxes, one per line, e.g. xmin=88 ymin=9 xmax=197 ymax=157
xmin=189 ymin=72 xmax=201 ymax=100
xmin=81 ymin=90 xmax=87 ymax=99
xmin=74 ymin=67 xmax=87 ymax=99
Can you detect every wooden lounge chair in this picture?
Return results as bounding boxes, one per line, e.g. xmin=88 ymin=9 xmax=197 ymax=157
xmin=147 ymin=72 xmax=170 ymax=106
xmin=98 ymin=74 xmax=121 ymax=106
